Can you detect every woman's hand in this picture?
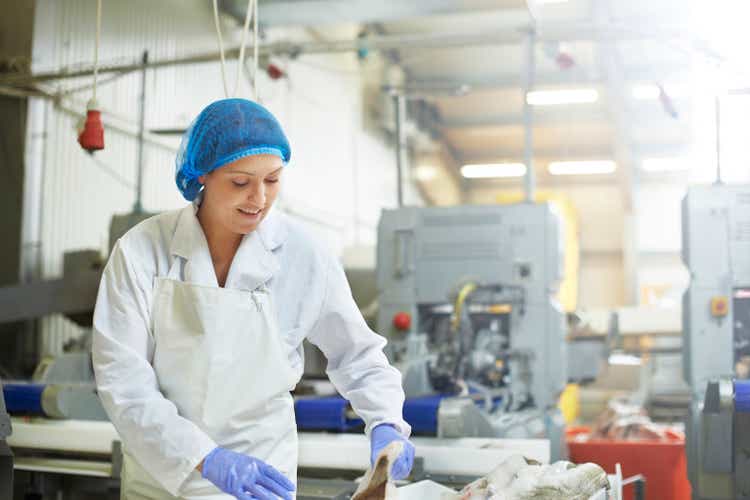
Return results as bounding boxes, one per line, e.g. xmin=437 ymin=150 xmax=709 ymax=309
xmin=369 ymin=424 xmax=416 ymax=480
xmin=201 ymin=447 xmax=295 ymax=500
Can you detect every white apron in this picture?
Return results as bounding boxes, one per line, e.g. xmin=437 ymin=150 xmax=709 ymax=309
xmin=121 ymin=276 xmax=299 ymax=499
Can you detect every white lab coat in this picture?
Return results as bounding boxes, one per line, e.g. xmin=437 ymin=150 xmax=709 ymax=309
xmin=92 ymin=201 xmax=410 ymax=496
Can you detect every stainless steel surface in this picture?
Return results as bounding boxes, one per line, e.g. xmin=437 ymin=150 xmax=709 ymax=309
xmin=0 ymin=250 xmax=102 ymax=324
xmin=734 ymin=412 xmax=750 ymax=498
xmin=0 ymin=379 xmax=11 ymax=442
xmin=296 ymin=478 xmax=356 ymax=500
xmin=701 ymin=382 xmax=732 ymax=474
xmin=567 ymin=337 xmax=605 ymax=382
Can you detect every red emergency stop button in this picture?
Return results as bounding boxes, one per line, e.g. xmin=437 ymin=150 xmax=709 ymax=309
xmin=393 ymin=312 xmax=411 ymax=331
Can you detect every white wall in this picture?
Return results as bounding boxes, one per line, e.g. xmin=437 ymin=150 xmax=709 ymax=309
xmin=468 ymin=177 xmax=697 ymax=310
xmin=261 ymin=50 xmax=424 ymax=251
xmin=27 ymin=0 xmax=424 ymax=355
xmin=469 ymin=182 xmax=626 ymax=309
xmin=633 ymin=179 xmax=690 ymax=306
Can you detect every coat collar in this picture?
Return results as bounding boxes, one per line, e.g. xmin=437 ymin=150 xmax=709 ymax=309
xmin=168 ymin=199 xmax=287 ymax=290
xmin=255 ymin=206 xmax=288 ymax=252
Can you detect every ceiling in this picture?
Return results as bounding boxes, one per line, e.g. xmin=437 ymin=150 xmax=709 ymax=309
xmin=224 ymin=0 xmax=709 ymax=186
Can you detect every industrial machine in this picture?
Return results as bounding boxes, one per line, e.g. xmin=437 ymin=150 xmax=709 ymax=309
xmin=0 ymin=377 xmax=13 ymax=499
xmin=376 ymin=204 xmax=567 ymax=459
xmin=0 ymin=211 xmax=154 ymax=328
xmin=0 ymin=212 xmax=151 ymax=425
xmin=0 ymin=212 xmax=152 ymax=498
xmin=3 ymin=351 xmax=108 ymax=421
xmin=682 ymin=185 xmax=750 ymax=499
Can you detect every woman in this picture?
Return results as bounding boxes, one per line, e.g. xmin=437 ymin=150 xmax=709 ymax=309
xmin=92 ymin=98 xmax=415 ymax=500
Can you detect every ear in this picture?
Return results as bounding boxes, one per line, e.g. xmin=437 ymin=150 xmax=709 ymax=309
xmin=198 ymin=174 xmax=206 ymax=185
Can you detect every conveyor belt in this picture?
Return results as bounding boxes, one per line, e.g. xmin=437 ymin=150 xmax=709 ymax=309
xmin=3 ymin=382 xmax=106 ymax=420
xmin=295 ymin=394 xmax=461 ymax=434
xmin=3 ymin=383 xmax=45 ymax=415
xmin=294 ymin=397 xmax=363 ymax=431
xmin=403 ymin=395 xmax=443 ymax=434
xmin=5 ymin=383 xmax=443 ymax=432
xmin=735 ymin=379 xmax=750 ymax=413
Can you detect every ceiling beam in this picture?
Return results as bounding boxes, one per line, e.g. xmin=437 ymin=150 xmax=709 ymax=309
xmin=0 ymin=23 xmax=695 ymax=87
xmin=222 ymin=0 xmax=525 ymax=28
xmin=226 ymin=0 xmax=696 ymax=55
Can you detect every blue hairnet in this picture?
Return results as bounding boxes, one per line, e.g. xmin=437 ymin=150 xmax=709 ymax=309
xmin=175 ymin=98 xmax=291 ymax=201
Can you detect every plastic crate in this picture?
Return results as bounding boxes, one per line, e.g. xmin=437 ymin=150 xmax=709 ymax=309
xmin=567 ymin=427 xmax=691 ymax=500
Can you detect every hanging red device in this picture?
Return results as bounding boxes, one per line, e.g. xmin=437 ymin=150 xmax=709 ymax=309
xmin=78 ymin=99 xmax=104 ymax=152
xmin=79 ymin=0 xmax=104 ymax=152
xmin=266 ymin=62 xmax=285 ymax=80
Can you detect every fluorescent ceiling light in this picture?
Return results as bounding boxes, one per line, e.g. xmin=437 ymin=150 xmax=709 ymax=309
xmin=641 ymin=157 xmax=690 ymax=172
xmin=632 ymin=83 xmax=690 ymax=100
xmin=548 ymin=160 xmax=617 ymax=175
xmin=526 ymin=88 xmax=599 ymax=106
xmin=461 ymin=163 xmax=527 ymax=179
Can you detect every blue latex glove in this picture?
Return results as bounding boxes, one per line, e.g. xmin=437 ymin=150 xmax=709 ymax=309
xmin=201 ymin=447 xmax=295 ymax=500
xmin=369 ymin=424 xmax=415 ymax=481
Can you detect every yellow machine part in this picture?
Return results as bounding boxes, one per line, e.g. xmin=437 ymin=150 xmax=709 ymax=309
xmin=558 ymin=383 xmax=580 ymax=424
xmin=494 ymin=192 xmax=580 ymax=312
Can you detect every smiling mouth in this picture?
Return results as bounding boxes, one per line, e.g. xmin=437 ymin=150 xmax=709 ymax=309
xmin=237 ymin=207 xmax=262 ymax=216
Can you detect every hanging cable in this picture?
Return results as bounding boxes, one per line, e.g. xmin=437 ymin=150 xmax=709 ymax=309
xmin=212 ymin=0 xmax=256 ymax=99
xmin=78 ymin=0 xmax=105 ymax=152
xmin=234 ymin=0 xmax=254 ymax=97
xmin=212 ymin=0 xmax=229 ymax=97
xmin=93 ymin=0 xmax=101 ymax=102
xmin=253 ymin=0 xmax=258 ymax=100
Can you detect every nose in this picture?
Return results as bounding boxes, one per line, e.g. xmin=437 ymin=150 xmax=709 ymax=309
xmin=247 ymin=179 xmax=266 ymax=206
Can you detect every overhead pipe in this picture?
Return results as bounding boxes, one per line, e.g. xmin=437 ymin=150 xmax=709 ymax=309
xmin=134 ymin=50 xmax=148 ymax=213
xmin=393 ymin=92 xmax=407 ymax=207
xmin=714 ymin=95 xmax=722 ymax=185
xmin=522 ymin=27 xmax=536 ymax=203
xmin=0 ymin=23 xmax=687 ymax=87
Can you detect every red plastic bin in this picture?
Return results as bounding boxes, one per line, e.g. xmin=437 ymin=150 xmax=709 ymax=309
xmin=566 ymin=427 xmax=691 ymax=500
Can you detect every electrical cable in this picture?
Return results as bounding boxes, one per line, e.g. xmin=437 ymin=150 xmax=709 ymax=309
xmin=212 ymin=0 xmax=256 ymax=98
xmin=93 ymin=0 xmax=101 ymax=103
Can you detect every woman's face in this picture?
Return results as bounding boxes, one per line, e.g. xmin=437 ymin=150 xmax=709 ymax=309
xmin=198 ymin=154 xmax=283 ymax=235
